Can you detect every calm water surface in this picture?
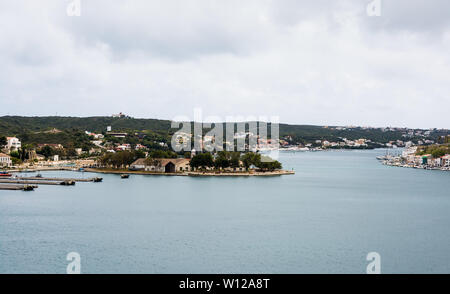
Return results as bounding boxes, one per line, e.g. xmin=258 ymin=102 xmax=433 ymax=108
xmin=0 ymin=149 xmax=449 ymax=273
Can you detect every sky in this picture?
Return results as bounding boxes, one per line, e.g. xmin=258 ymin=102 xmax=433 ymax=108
xmin=0 ymin=0 xmax=449 ymax=129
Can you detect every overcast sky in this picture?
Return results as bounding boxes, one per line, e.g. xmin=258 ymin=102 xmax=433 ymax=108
xmin=0 ymin=0 xmax=449 ymax=128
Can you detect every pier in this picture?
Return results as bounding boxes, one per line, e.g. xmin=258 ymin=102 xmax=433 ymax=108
xmin=0 ymin=175 xmax=103 ymax=191
xmin=0 ymin=184 xmax=36 ymax=191
xmin=0 ymin=179 xmax=76 ymax=186
xmin=16 ymin=176 xmax=103 ymax=182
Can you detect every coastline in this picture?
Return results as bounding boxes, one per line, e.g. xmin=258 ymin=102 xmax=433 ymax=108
xmin=85 ymin=168 xmax=295 ymax=177
xmin=3 ymin=166 xmax=295 ymax=177
xmin=380 ymin=161 xmax=450 ymax=171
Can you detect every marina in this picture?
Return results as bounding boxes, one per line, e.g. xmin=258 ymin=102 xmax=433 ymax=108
xmin=16 ymin=176 xmax=103 ymax=182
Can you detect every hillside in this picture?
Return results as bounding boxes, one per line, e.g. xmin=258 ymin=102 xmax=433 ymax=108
xmin=0 ymin=116 xmax=447 ymax=146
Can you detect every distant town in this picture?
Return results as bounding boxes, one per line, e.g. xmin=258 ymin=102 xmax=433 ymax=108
xmin=378 ymin=144 xmax=450 ymax=171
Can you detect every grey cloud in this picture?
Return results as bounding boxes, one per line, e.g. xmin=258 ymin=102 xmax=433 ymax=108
xmin=0 ymin=0 xmax=449 ymax=128
xmin=360 ymin=0 xmax=450 ymax=34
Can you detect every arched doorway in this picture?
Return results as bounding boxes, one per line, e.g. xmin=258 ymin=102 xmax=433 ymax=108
xmin=164 ymin=162 xmax=175 ymax=173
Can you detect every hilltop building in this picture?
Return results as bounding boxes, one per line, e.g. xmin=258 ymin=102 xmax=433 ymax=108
xmin=6 ymin=137 xmax=21 ymax=152
xmin=107 ymin=132 xmax=127 ymax=138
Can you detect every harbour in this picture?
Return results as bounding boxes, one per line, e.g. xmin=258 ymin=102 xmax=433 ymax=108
xmin=1 ymin=150 xmax=449 ymax=274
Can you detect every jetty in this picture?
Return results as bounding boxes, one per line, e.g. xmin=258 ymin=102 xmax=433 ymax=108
xmin=0 ymin=184 xmax=36 ymax=191
xmin=0 ymin=179 xmax=75 ymax=186
xmin=16 ymin=176 xmax=103 ymax=182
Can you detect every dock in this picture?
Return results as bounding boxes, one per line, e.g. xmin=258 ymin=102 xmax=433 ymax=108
xmin=0 ymin=184 xmax=36 ymax=191
xmin=0 ymin=179 xmax=75 ymax=186
xmin=16 ymin=176 xmax=103 ymax=182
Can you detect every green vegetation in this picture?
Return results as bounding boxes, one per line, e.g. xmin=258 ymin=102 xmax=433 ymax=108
xmin=0 ymin=136 xmax=6 ymax=148
xmin=99 ymin=151 xmax=143 ymax=169
xmin=37 ymin=145 xmax=54 ymax=159
xmin=189 ymin=151 xmax=282 ymax=172
xmin=416 ymin=144 xmax=450 ymax=158
xmin=13 ymin=129 xmax=93 ymax=150
xmin=258 ymin=155 xmax=283 ymax=171
xmin=148 ymin=150 xmax=178 ymax=159
xmin=190 ymin=153 xmax=214 ymax=170
xmin=241 ymin=152 xmax=261 ymax=170
xmin=0 ymin=116 xmax=171 ymax=134
xmin=0 ymin=116 xmax=431 ymax=148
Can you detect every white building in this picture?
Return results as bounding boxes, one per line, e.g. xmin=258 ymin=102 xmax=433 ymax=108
xmin=0 ymin=153 xmax=12 ymax=167
xmin=116 ymin=144 xmax=131 ymax=151
xmin=6 ymin=137 xmax=21 ymax=152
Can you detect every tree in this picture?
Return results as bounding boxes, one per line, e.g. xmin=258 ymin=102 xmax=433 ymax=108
xmin=190 ymin=153 xmax=214 ymax=170
xmin=135 ymin=149 xmax=146 ymax=159
xmin=256 ymin=157 xmax=282 ymax=171
xmin=241 ymin=152 xmax=261 ymax=170
xmin=9 ymin=150 xmax=20 ymax=159
xmin=0 ymin=136 xmax=6 ymax=148
xmin=229 ymin=152 xmax=241 ymax=168
xmin=149 ymin=150 xmax=177 ymax=159
xmin=431 ymin=147 xmax=448 ymax=158
xmin=214 ymin=151 xmax=230 ymax=169
xmin=99 ymin=150 xmax=140 ymax=169
xmin=38 ymin=145 xmax=55 ymax=159
xmin=66 ymin=148 xmax=78 ymax=157
xmin=18 ymin=144 xmax=33 ymax=161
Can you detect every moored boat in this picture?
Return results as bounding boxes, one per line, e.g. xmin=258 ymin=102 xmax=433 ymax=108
xmin=0 ymin=171 xmax=12 ymax=177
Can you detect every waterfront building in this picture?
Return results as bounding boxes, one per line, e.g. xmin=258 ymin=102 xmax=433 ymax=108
xmin=0 ymin=153 xmax=12 ymax=167
xmin=130 ymin=158 xmax=191 ymax=173
xmin=443 ymin=155 xmax=450 ymax=167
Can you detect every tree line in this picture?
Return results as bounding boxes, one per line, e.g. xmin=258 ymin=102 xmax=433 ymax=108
xmin=189 ymin=151 xmax=282 ymax=171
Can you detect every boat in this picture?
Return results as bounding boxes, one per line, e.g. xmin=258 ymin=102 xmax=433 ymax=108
xmin=23 ymin=185 xmax=35 ymax=191
xmin=0 ymin=171 xmax=12 ymax=177
xmin=120 ymin=174 xmax=129 ymax=179
xmin=78 ymin=168 xmax=85 ymax=172
xmin=60 ymin=180 xmax=76 ymax=186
